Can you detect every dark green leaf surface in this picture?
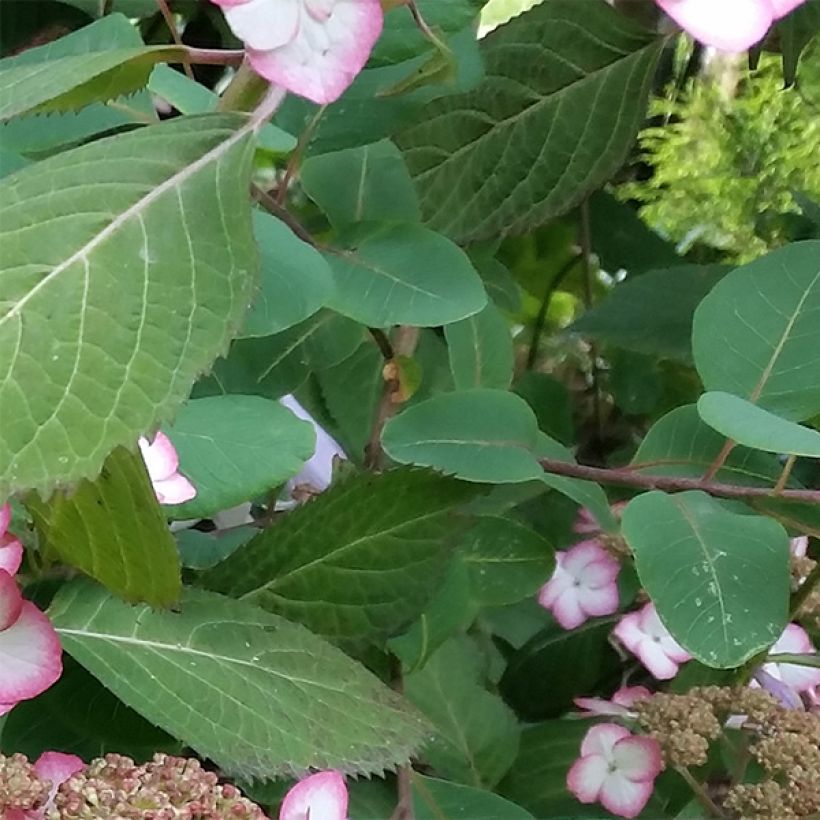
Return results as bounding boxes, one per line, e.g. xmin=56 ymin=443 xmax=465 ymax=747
xmin=396 ymin=0 xmax=663 ymax=241
xmin=622 ymin=491 xmax=790 ymax=667
xmin=201 ymin=469 xmax=477 ymax=641
xmin=27 ymin=447 xmax=180 ymax=605
xmin=413 ymin=773 xmax=536 ymax=820
xmin=445 ymin=302 xmax=514 ymax=390
xmin=0 ymin=115 xmax=257 ymax=497
xmin=50 ymin=580 xmax=428 ymax=779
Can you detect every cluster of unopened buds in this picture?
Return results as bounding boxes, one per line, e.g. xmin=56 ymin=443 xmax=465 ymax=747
xmin=538 ymin=505 xmax=820 ymax=817
xmin=0 ymin=753 xmax=349 ymax=820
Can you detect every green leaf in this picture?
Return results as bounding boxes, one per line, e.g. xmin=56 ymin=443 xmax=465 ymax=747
xmin=148 ymin=65 xmax=295 ymax=153
xmin=692 ymin=241 xmax=820 ymax=420
xmin=588 ymin=190 xmax=680 ymax=275
xmin=513 ymin=372 xmax=574 ymax=445
xmin=631 ymin=405 xmax=788 ymax=485
xmin=176 ymin=526 xmax=255 ymax=571
xmin=395 ymin=0 xmax=663 ymax=242
xmin=300 ymin=140 xmax=421 ymax=228
xmin=413 ymin=773 xmax=536 ymax=820
xmin=324 ymin=223 xmax=487 ymax=327
xmin=240 ymin=211 xmax=334 ymax=338
xmin=0 ymin=114 xmax=257 ymax=498
xmin=499 ymin=619 xmax=621 ymax=721
xmin=0 ymin=43 xmax=182 ymax=121
xmin=609 ymin=350 xmax=663 ymax=415
xmin=383 ymin=389 xmax=544 ymax=483
xmin=201 ymin=469 xmax=478 ymax=641
xmin=445 ymin=302 xmax=513 ymax=390
xmin=698 ymin=391 xmax=820 ymax=457
xmin=460 ymin=516 xmax=554 ymax=606
xmin=49 ymin=579 xmax=428 ymax=779
xmin=64 ymin=0 xmax=158 ymax=16
xmin=27 ymin=447 xmax=180 ymax=606
xmin=0 ymin=657 xmax=182 ymax=762
xmin=621 ymin=491 xmax=790 ymax=668
xmin=404 ymin=637 xmax=520 ymax=788
xmin=2 ymin=15 xmax=157 ymax=157
xmin=571 ymin=265 xmax=727 ymax=363
xmin=471 ymin=251 xmax=521 ymax=313
xmin=163 ymin=396 xmax=315 ymax=520
xmin=777 ymin=0 xmax=820 ymax=86
xmin=197 ymin=311 xmax=364 ymax=401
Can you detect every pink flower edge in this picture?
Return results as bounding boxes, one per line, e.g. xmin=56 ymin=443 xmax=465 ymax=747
xmin=279 ymin=770 xmax=348 ymax=820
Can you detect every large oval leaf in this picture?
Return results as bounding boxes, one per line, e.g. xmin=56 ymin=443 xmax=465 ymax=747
xmin=0 ymin=114 xmax=257 ymax=497
xmin=622 ymin=491 xmax=790 ymax=668
xmin=49 ymin=580 xmax=428 ymax=779
xmin=324 ymin=223 xmax=487 ymax=327
xmin=396 ymin=0 xmax=663 ymax=241
xmin=692 ymin=241 xmax=820 ymax=420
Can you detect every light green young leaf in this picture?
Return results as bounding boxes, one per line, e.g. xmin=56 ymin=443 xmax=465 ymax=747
xmin=622 ymin=491 xmax=790 ymax=668
xmin=405 ymin=637 xmax=520 ymax=788
xmin=324 ymin=223 xmax=486 ymax=327
xmin=163 ymin=396 xmax=316 ymax=520
xmin=382 ymin=389 xmax=544 ymax=483
xmin=698 ymin=391 xmax=820 ymax=456
xmin=445 ymin=302 xmax=513 ymax=390
xmin=396 ymin=0 xmax=663 ymax=241
xmin=300 ymin=140 xmax=421 ymax=228
xmin=692 ymin=241 xmax=820 ymax=420
xmin=50 ymin=580 xmax=428 ymax=779
xmin=0 ymin=114 xmax=258 ymax=497
xmin=240 ymin=211 xmax=335 ymax=338
xmin=27 ymin=447 xmax=180 ymax=606
xmin=201 ymin=469 xmax=478 ymax=641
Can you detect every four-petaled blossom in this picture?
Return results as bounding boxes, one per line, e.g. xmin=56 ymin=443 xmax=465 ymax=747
xmin=280 ymin=770 xmax=348 ymax=820
xmin=567 ymin=723 xmax=663 ymax=819
xmin=614 ymin=603 xmax=692 ymax=680
xmin=758 ymin=623 xmax=820 ymax=696
xmin=211 ymin=0 xmax=384 ymax=104
xmin=655 ymin=0 xmax=806 ymax=52
xmin=0 ymin=502 xmax=23 ymax=577
xmin=538 ymin=541 xmax=621 ymax=630
xmin=138 ymin=432 xmax=197 ymax=505
xmin=280 ymin=395 xmax=346 ymax=498
xmin=575 ymin=685 xmax=652 ymax=718
xmin=0 ymin=569 xmax=62 ymax=716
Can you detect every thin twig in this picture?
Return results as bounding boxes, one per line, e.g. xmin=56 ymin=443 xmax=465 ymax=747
xmin=526 ymin=253 xmax=578 ymax=370
xmin=579 ymin=199 xmax=603 ymax=439
xmin=791 ymin=561 xmax=820 ymax=618
xmin=155 ymin=0 xmax=194 ymax=79
xmin=184 ymin=48 xmax=245 ymax=66
xmin=388 ymin=654 xmax=415 ymax=820
xmin=365 ymin=326 xmax=419 ymax=470
xmin=773 ymin=453 xmax=797 ymax=495
xmin=251 ymin=184 xmax=317 ymax=246
xmin=276 ymin=105 xmax=327 ymax=205
xmin=674 ymin=766 xmax=725 ymax=818
xmin=703 ymin=437 xmax=737 ymax=482
xmin=538 ymin=458 xmax=820 ymax=503
xmin=369 ymin=328 xmax=395 ymax=361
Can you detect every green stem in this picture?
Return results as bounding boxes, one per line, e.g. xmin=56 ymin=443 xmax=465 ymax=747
xmin=674 ymin=766 xmax=725 ymax=818
xmin=791 ymin=560 xmax=820 ymax=618
xmin=526 ymin=254 xmax=578 ymax=370
xmin=217 ymin=59 xmax=271 ymax=113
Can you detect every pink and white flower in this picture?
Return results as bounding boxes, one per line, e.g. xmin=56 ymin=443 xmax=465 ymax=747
xmin=613 ymin=603 xmax=692 ymax=680
xmin=279 ymin=770 xmax=348 ymax=820
xmin=575 ymin=685 xmax=652 ymax=718
xmin=211 ymin=0 xmax=384 ymax=104
xmin=34 ymin=751 xmax=85 ymax=809
xmin=655 ymin=0 xmax=806 ymax=52
xmin=759 ymin=623 xmax=820 ymax=695
xmin=280 ymin=394 xmax=346 ymax=497
xmin=138 ymin=432 xmax=196 ymax=505
xmin=0 ymin=502 xmax=23 ymax=576
xmin=790 ymin=536 xmax=809 ymax=558
xmin=538 ymin=541 xmax=621 ymax=630
xmin=567 ymin=723 xmax=663 ymax=819
xmin=0 ymin=569 xmax=62 ymax=714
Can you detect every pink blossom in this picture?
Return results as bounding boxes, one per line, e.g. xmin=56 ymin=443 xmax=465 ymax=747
xmin=613 ymin=603 xmax=692 ymax=680
xmin=211 ymin=0 xmax=384 ymax=104
xmin=138 ymin=432 xmax=196 ymax=505
xmin=34 ymin=751 xmax=85 ymax=810
xmin=655 ymin=0 xmax=805 ymax=52
xmin=0 ymin=569 xmax=62 ymax=712
xmin=760 ymin=623 xmax=820 ymax=694
xmin=279 ymin=394 xmax=346 ymax=497
xmin=0 ymin=502 xmax=23 ymax=576
xmin=790 ymin=536 xmax=808 ymax=558
xmin=280 ymin=770 xmax=348 ymax=820
xmin=573 ymin=501 xmax=627 ymax=535
xmin=567 ymin=723 xmax=663 ymax=819
xmin=538 ymin=541 xmax=620 ymax=630
xmin=575 ymin=685 xmax=652 ymax=717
